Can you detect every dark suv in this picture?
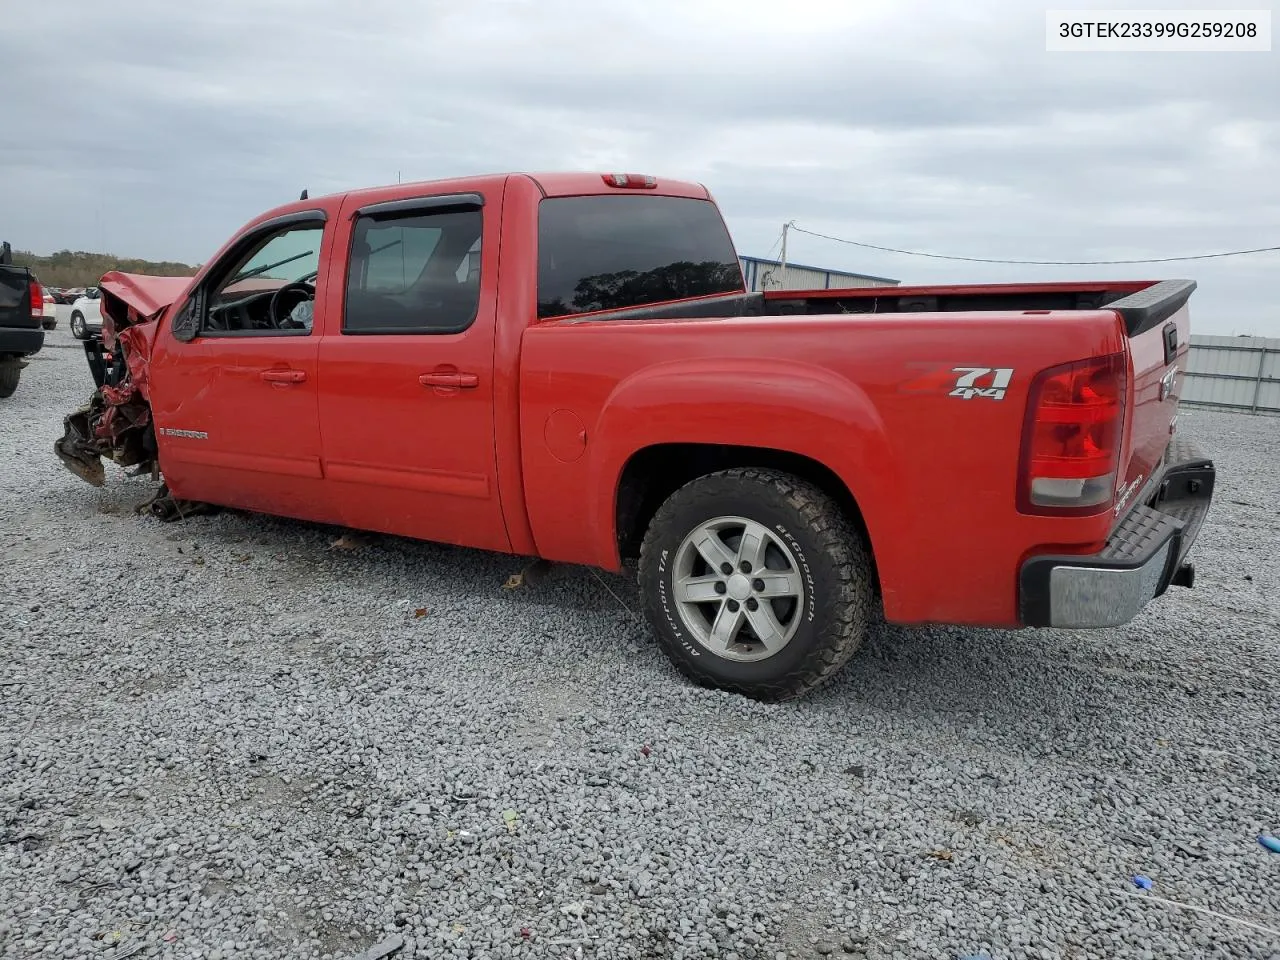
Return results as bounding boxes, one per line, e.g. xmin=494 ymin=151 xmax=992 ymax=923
xmin=0 ymin=241 xmax=45 ymax=398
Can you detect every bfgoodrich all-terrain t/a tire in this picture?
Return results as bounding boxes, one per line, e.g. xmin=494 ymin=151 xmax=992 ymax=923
xmin=638 ymin=467 xmax=877 ymax=702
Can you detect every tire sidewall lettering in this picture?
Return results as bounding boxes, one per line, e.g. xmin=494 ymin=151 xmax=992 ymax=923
xmin=655 ymin=546 xmax=700 ymax=657
xmin=774 ymin=522 xmax=817 ymax=623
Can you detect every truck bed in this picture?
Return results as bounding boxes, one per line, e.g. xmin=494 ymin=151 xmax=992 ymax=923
xmin=763 ymin=279 xmax=1194 ymax=337
xmin=559 ymin=279 xmax=1195 ymax=340
xmin=520 ymin=277 xmax=1195 ymax=627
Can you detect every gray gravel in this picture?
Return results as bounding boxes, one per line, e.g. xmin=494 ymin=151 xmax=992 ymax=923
xmin=3 ymin=317 xmax=1279 ymax=960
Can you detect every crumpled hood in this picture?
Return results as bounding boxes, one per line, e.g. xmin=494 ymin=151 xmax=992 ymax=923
xmin=99 ymin=272 xmax=193 ymax=325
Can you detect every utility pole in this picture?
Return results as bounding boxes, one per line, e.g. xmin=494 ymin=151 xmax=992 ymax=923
xmin=779 ymin=220 xmax=796 ymax=291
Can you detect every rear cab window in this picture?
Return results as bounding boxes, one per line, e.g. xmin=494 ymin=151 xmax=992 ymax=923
xmin=536 ymin=195 xmax=744 ymax=319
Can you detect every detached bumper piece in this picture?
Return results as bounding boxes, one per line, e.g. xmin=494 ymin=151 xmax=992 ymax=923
xmin=1020 ymin=439 xmax=1214 ymax=629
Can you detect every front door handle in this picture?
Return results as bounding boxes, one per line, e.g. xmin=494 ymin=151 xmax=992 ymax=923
xmin=419 ymin=372 xmax=479 ymax=389
xmin=261 ymin=369 xmax=306 ymax=384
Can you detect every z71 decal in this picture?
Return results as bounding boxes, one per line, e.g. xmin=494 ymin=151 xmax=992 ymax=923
xmin=899 ymin=364 xmax=1017 ymax=400
xmin=949 ymin=366 xmax=1014 ymax=401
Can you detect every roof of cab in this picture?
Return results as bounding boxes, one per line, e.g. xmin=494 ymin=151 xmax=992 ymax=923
xmin=242 ymin=172 xmax=714 ymax=235
xmin=334 ymin=171 xmax=711 ymax=205
xmin=523 ymin=172 xmax=710 ymax=199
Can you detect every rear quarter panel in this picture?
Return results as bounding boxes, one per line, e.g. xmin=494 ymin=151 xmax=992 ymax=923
xmin=520 ymin=310 xmax=1129 ymax=627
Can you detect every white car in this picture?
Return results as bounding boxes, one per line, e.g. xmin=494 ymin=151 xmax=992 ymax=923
xmin=69 ymin=288 xmax=103 ymax=340
xmin=41 ymin=288 xmax=57 ymax=330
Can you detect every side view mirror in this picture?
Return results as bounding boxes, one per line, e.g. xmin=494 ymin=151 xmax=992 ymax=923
xmin=171 ymin=294 xmax=201 ymax=342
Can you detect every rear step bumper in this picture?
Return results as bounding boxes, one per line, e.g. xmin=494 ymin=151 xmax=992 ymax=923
xmin=0 ymin=326 xmax=45 ymax=356
xmin=1019 ymin=439 xmax=1215 ymax=629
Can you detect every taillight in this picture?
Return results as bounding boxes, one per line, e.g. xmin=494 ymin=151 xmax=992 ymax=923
xmin=1018 ymin=352 xmax=1128 ymax=514
xmin=29 ymin=281 xmax=43 ymax=319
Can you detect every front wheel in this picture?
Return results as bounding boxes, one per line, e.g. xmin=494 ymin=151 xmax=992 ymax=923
xmin=638 ymin=467 xmax=877 ymax=701
xmin=70 ymin=312 xmax=86 ymax=339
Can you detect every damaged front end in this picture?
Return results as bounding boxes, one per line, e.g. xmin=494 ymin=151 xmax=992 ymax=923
xmin=55 ymin=349 xmax=157 ymax=486
xmin=54 ymin=273 xmax=187 ymax=488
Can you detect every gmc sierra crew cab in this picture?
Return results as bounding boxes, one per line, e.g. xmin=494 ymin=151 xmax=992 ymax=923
xmin=0 ymin=241 xmax=45 ymax=398
xmin=53 ymin=172 xmax=1215 ymax=700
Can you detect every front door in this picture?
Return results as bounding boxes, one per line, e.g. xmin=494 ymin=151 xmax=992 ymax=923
xmin=315 ymin=189 xmax=509 ymax=553
xmin=148 ymin=210 xmax=337 ymax=524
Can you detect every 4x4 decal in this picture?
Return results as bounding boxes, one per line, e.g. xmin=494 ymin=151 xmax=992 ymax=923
xmin=900 ymin=365 xmax=1016 ymax=401
xmin=949 ymin=366 xmax=1014 ymax=401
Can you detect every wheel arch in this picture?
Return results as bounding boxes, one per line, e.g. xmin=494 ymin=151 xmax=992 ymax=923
xmin=587 ymin=357 xmax=902 ymax=584
xmin=615 ymin=442 xmax=881 ymax=597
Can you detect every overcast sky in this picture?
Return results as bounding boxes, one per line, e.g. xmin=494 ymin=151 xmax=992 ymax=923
xmin=3 ymin=0 xmax=1277 ymax=335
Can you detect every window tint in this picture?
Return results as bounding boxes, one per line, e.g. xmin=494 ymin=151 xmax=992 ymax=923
xmin=536 ymin=195 xmax=743 ymax=319
xmin=344 ymin=207 xmax=482 ymax=334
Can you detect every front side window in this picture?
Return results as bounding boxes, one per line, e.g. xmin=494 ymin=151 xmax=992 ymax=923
xmin=536 ymin=195 xmax=744 ymax=319
xmin=201 ymin=221 xmax=324 ymax=335
xmin=344 ymin=206 xmax=482 ymax=335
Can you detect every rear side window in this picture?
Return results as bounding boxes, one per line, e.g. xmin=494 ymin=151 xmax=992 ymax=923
xmin=537 ymin=195 xmax=743 ymax=319
xmin=344 ymin=207 xmax=482 ymax=334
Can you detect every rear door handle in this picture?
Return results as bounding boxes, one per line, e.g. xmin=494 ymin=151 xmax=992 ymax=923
xmin=261 ymin=369 xmax=306 ymax=384
xmin=419 ymin=372 xmax=479 ymax=388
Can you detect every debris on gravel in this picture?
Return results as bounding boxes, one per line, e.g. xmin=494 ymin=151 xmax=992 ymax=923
xmin=2 ymin=328 xmax=1279 ymax=959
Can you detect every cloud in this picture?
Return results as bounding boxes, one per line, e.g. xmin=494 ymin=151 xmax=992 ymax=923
xmin=1 ymin=0 xmax=1275 ymax=334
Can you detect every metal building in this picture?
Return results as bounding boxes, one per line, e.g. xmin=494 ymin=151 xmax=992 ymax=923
xmin=1181 ymin=334 xmax=1280 ymax=416
xmin=739 ymin=256 xmax=899 ymax=293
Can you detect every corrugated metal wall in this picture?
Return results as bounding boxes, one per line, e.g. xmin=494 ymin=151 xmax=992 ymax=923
xmin=738 ymin=257 xmax=898 ymax=292
xmin=1182 ymin=334 xmax=1280 ymax=416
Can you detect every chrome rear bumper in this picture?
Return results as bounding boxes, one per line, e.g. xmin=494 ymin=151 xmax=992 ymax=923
xmin=1019 ymin=439 xmax=1214 ymax=629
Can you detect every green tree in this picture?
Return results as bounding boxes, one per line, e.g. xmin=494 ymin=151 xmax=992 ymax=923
xmin=9 ymin=248 xmax=198 ymax=288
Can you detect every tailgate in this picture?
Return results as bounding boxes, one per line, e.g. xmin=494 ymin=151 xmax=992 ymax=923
xmin=1107 ymin=280 xmax=1195 ymax=520
xmin=0 ymin=265 xmax=37 ymax=329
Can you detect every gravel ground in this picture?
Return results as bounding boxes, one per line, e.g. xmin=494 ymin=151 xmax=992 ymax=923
xmin=2 ymin=316 xmax=1279 ymax=960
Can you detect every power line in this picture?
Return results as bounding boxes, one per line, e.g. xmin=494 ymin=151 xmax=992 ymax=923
xmin=789 ymin=225 xmax=1280 ymax=266
xmin=762 ymin=226 xmax=785 ymax=262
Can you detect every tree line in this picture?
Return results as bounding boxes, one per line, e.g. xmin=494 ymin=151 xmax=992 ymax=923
xmin=11 ymin=249 xmax=198 ymax=288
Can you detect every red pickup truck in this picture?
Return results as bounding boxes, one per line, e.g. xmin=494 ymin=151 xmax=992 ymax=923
xmin=55 ymin=171 xmax=1215 ymax=700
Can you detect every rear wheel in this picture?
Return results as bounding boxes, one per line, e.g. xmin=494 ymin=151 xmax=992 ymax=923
xmin=70 ymin=312 xmax=86 ymax=339
xmin=0 ymin=364 xmax=21 ymax=398
xmin=638 ymin=467 xmax=876 ymax=701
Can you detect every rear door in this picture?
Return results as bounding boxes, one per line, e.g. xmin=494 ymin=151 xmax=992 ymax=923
xmin=315 ymin=188 xmax=510 ymax=553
